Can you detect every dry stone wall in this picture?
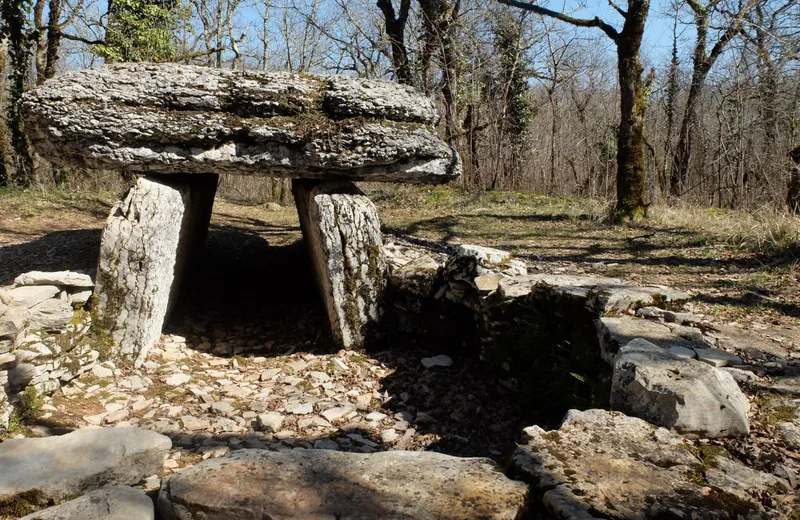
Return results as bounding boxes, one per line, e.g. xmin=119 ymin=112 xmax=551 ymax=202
xmin=0 ymin=271 xmax=101 ymax=432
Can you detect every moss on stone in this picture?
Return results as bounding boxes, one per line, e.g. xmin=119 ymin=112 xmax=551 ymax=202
xmin=0 ymin=490 xmax=54 ymax=518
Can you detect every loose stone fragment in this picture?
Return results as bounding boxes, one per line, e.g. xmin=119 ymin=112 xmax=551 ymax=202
xmin=611 ymin=339 xmax=750 ymax=437
xmin=18 ymin=486 xmax=154 ymax=520
xmin=421 ymin=355 xmax=453 ymax=368
xmin=694 ymin=347 xmax=743 ymax=367
xmin=0 ymin=428 xmax=171 ymax=503
xmin=158 ymin=449 xmax=528 ymax=520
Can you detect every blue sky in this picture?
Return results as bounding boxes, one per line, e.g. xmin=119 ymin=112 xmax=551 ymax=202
xmin=560 ymin=0 xmax=680 ymax=63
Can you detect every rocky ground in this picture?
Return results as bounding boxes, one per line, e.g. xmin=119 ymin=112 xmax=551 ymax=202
xmin=2 ymin=187 xmax=800 ymax=518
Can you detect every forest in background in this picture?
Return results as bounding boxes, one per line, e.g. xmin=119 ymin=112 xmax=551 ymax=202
xmin=0 ymin=0 xmax=798 ymax=216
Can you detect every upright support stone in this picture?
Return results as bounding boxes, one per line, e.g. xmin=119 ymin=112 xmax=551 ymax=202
xmin=94 ymin=174 xmax=218 ymax=366
xmin=293 ymin=180 xmax=386 ymax=348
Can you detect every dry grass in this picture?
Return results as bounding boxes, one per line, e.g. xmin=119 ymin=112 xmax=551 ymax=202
xmin=1 ymin=182 xmax=798 ymax=328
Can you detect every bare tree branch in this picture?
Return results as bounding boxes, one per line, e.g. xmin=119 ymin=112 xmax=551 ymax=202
xmin=495 ymin=0 xmax=619 ymax=41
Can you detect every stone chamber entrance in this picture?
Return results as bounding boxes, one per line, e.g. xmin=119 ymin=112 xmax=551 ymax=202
xmin=164 ymin=202 xmax=574 ymax=461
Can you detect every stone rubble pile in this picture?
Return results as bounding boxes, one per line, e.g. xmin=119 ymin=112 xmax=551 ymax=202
xmin=1 ymin=270 xmax=100 ymax=431
xmin=385 ymin=240 xmax=754 ymax=439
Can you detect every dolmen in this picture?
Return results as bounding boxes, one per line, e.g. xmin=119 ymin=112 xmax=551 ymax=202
xmin=22 ymin=63 xmax=461 ymax=366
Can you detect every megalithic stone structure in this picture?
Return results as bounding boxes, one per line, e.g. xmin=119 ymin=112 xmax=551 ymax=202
xmin=22 ymin=63 xmax=461 ymax=364
xmin=293 ymin=180 xmax=386 ymax=348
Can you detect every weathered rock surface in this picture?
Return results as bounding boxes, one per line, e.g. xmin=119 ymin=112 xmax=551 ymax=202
xmin=0 ymin=428 xmax=171 ymax=502
xmin=498 ymin=275 xmax=689 ymax=316
xmin=22 ymin=63 xmax=460 ymax=183
xmin=293 ymin=180 xmax=386 ymax=348
xmin=94 ymin=175 xmax=216 ymax=366
xmin=158 ymin=449 xmax=528 ymax=520
xmin=14 ymin=270 xmax=94 ymax=288
xmin=28 ymin=297 xmax=74 ymax=331
xmin=611 ymin=339 xmax=750 ymax=437
xmin=597 ymin=316 xmax=702 ymax=363
xmin=511 ymin=409 xmax=768 ymax=519
xmin=18 ymin=486 xmax=154 ymax=520
xmin=7 ymin=285 xmax=60 ymax=308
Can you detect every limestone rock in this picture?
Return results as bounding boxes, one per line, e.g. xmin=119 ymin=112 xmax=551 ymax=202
xmin=158 ymin=449 xmax=528 ymax=520
xmin=28 ymin=298 xmax=74 ymax=331
xmin=387 ymin=253 xmax=442 ymax=297
xmin=94 ymin=175 xmax=217 ymax=367
xmin=0 ymin=428 xmax=171 ymax=503
xmin=455 ymin=244 xmax=512 ymax=265
xmin=597 ymin=316 xmax=701 ymax=363
xmin=498 ymin=275 xmax=689 ymax=316
xmin=23 ymin=63 xmax=460 ymax=184
xmin=611 ymin=339 xmax=750 ymax=437
xmin=512 ymin=409 xmax=766 ymax=519
xmin=694 ymin=347 xmax=743 ymax=367
xmin=18 ymin=486 xmax=154 ymax=520
xmin=7 ymin=285 xmax=60 ymax=308
xmin=14 ymin=271 xmax=94 ymax=288
xmin=293 ymin=180 xmax=386 ymax=348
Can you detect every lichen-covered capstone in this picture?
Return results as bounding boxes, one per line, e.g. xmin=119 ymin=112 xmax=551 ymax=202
xmin=22 ymin=63 xmax=460 ymax=183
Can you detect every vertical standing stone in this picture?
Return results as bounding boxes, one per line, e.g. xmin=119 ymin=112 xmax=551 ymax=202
xmin=94 ymin=174 xmax=218 ymax=366
xmin=293 ymin=180 xmax=386 ymax=348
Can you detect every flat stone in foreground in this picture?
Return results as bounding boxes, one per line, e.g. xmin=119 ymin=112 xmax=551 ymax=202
xmin=511 ymin=409 xmax=768 ymax=519
xmin=0 ymin=427 xmax=171 ymax=503
xmin=158 ymin=449 xmax=528 ymax=520
xmin=19 ymin=486 xmax=154 ymax=520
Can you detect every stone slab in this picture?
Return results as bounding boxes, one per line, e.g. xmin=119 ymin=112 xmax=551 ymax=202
xmin=512 ymin=409 xmax=769 ymax=519
xmin=14 ymin=271 xmax=94 ymax=288
xmin=0 ymin=427 xmax=171 ymax=502
xmin=7 ymin=285 xmax=60 ymax=309
xmin=158 ymin=449 xmax=528 ymax=519
xmin=23 ymin=64 xmax=460 ymax=183
xmin=19 ymin=486 xmax=154 ymax=520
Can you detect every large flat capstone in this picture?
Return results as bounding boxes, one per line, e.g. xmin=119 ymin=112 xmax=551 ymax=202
xmin=158 ymin=449 xmax=528 ymax=519
xmin=0 ymin=427 xmax=171 ymax=503
xmin=22 ymin=63 xmax=460 ymax=183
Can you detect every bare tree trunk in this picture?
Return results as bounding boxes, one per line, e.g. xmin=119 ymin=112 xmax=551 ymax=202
xmin=670 ymin=0 xmax=755 ymax=197
xmin=788 ymin=145 xmax=800 ymax=213
xmin=616 ymin=16 xmax=648 ymax=219
xmin=376 ymin=0 xmax=412 ymax=85
xmin=43 ymin=0 xmax=64 ymax=81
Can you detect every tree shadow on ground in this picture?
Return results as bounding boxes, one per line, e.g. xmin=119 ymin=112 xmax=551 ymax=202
xmin=0 ymin=229 xmax=101 ymax=285
xmin=165 ymin=224 xmax=597 ymax=466
xmin=388 ymin=213 xmax=799 ymax=269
